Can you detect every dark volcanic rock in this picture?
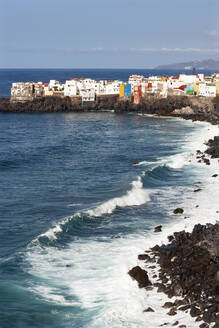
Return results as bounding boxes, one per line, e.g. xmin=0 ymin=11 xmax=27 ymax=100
xmin=162 ymin=302 xmax=174 ymax=309
xmin=144 ymin=307 xmax=155 ymax=312
xmin=199 ymin=324 xmax=209 ymax=328
xmin=173 ymin=208 xmax=184 ymax=214
xmin=138 ymin=254 xmax=151 ymax=261
xmin=168 ymin=235 xmax=174 ymax=242
xmin=128 ymin=266 xmax=152 ymax=288
xmin=1 ymin=95 xmax=219 ymax=125
xmin=167 ymin=308 xmax=177 ymax=316
xmin=205 ymin=136 xmax=219 ymax=158
xmin=148 ymin=223 xmax=219 ymax=325
xmin=154 ymin=225 xmax=162 ymax=232
xmin=190 ymin=306 xmax=201 ymax=317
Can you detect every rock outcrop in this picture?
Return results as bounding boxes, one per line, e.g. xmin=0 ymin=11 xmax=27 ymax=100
xmin=1 ymin=95 xmax=219 ymax=126
xmin=129 ymin=224 xmax=219 ymax=325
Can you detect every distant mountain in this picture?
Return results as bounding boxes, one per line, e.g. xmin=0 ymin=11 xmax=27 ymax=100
xmin=155 ymin=58 xmax=219 ymax=71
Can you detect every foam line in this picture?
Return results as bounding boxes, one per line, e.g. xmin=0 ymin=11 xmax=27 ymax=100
xmin=86 ymin=175 xmax=150 ymax=217
xmin=37 ymin=174 xmax=150 ymax=241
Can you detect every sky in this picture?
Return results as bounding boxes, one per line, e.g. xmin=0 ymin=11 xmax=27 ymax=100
xmin=1 ymin=0 xmax=219 ymax=68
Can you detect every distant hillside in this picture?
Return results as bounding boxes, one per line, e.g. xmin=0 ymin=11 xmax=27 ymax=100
xmin=155 ymin=58 xmax=219 ymax=71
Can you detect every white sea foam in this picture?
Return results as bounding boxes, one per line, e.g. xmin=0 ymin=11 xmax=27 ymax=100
xmin=36 ymin=173 xmax=151 ymax=241
xmin=27 ymin=118 xmax=219 ymax=327
xmin=86 ymin=175 xmax=150 ymax=217
xmin=162 ymin=120 xmax=219 ymax=169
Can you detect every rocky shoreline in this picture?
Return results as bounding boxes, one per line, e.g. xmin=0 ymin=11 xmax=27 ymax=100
xmin=128 ymin=131 xmax=219 ymax=327
xmin=0 ymin=95 xmax=219 ymax=125
xmin=129 ymin=222 xmax=219 ymax=327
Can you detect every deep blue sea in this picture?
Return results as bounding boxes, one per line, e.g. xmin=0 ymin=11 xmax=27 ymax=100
xmin=0 ymin=69 xmax=218 ymax=328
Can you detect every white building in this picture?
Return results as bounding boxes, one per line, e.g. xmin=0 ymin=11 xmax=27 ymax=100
xmin=49 ymin=80 xmax=64 ymax=91
xmin=64 ymin=80 xmax=79 ymax=97
xmin=179 ymin=74 xmax=204 ymax=84
xmin=80 ymin=88 xmax=95 ymax=102
xmin=105 ymin=81 xmax=123 ymax=95
xmin=128 ymin=75 xmax=147 ymax=92
xmin=198 ymin=83 xmax=216 ymax=97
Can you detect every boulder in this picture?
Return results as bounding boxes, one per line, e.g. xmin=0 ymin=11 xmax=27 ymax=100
xmin=144 ymin=307 xmax=155 ymax=312
xmin=154 ymin=225 xmax=162 ymax=232
xmin=128 ymin=266 xmax=152 ymax=288
xmin=167 ymin=308 xmax=177 ymax=316
xmin=173 ymin=208 xmax=184 ymax=214
xmin=138 ymin=254 xmax=151 ymax=261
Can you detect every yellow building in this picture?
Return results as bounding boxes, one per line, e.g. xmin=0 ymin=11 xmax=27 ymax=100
xmin=119 ymin=84 xmax=124 ymax=97
xmin=216 ymin=81 xmax=219 ymax=95
xmin=160 ymin=76 xmax=168 ymax=82
xmin=193 ymin=82 xmax=200 ymax=95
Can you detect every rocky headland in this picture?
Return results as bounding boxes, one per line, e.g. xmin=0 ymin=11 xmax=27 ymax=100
xmin=1 ymin=95 xmax=219 ymax=125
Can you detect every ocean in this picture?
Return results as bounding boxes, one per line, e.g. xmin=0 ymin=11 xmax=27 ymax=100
xmin=0 ymin=69 xmax=218 ymax=328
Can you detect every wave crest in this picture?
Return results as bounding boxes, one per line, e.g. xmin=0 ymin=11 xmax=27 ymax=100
xmin=36 ymin=174 xmax=150 ymax=242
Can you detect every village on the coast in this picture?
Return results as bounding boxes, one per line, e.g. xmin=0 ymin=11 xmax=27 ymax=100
xmin=10 ymin=73 xmax=219 ymax=104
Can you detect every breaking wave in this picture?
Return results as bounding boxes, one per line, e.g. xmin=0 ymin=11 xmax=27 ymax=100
xmin=36 ymin=173 xmax=151 ymax=242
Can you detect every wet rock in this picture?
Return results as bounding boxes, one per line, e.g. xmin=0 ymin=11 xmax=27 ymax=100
xmin=145 ymin=286 xmax=154 ymax=291
xmin=138 ymin=254 xmax=151 ymax=261
xmin=202 ymin=306 xmax=217 ymax=323
xmin=158 ymin=284 xmax=167 ymax=293
xmin=167 ymin=307 xmax=177 ymax=316
xmin=172 ymin=321 xmax=179 ymax=326
xmin=148 ymin=265 xmax=156 ymax=270
xmin=205 ymin=136 xmax=219 ymax=159
xmin=178 ymin=305 xmax=191 ymax=312
xmin=144 ymin=307 xmax=155 ymax=312
xmin=199 ymin=324 xmax=209 ymax=328
xmin=160 ymin=323 xmax=169 ymax=327
xmin=195 ymin=316 xmax=202 ymax=321
xmin=194 ymin=188 xmax=202 ymax=192
xmin=128 ymin=266 xmax=152 ymax=288
xmin=149 ymin=223 xmax=219 ymax=325
xmin=212 ymin=174 xmax=218 ymax=177
xmin=154 ymin=225 xmax=162 ymax=232
xmin=168 ymin=235 xmax=174 ymax=242
xmin=162 ymin=302 xmax=175 ymax=309
xmin=174 ymin=299 xmax=188 ymax=307
xmin=190 ymin=306 xmax=201 ymax=317
xmin=204 ymin=158 xmax=210 ymax=165
xmin=173 ymin=208 xmax=184 ymax=214
xmin=150 ymin=245 xmax=160 ymax=252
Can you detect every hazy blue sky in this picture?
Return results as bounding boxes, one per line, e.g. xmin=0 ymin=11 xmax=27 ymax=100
xmin=1 ymin=0 xmax=219 ymax=68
